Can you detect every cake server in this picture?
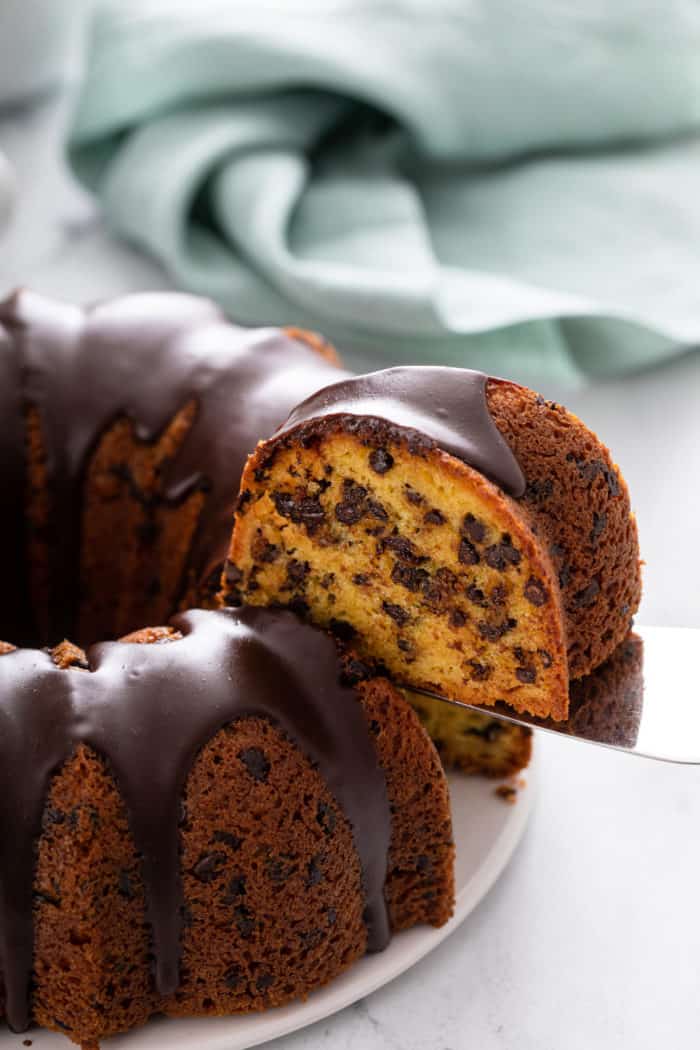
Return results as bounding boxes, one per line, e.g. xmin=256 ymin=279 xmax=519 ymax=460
xmin=412 ymin=625 xmax=700 ymax=764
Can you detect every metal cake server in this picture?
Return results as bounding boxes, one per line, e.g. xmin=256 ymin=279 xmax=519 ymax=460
xmin=412 ymin=625 xmax=700 ymax=765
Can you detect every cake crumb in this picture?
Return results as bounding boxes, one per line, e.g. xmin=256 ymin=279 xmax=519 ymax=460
xmin=22 ymin=1040 xmax=33 ymax=1047
xmin=494 ymin=783 xmax=518 ymax=804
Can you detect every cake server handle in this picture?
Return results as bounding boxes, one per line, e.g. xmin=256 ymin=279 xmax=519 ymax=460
xmin=410 ymin=625 xmax=700 ymax=765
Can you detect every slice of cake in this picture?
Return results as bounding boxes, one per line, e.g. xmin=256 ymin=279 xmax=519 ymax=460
xmin=227 ymin=367 xmax=641 ymax=722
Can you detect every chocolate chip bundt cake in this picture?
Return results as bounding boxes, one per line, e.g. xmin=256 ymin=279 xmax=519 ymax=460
xmin=0 ymin=291 xmax=456 ymax=1045
xmin=227 ymin=368 xmax=642 ymax=721
xmin=0 ymin=608 xmax=453 ymax=1044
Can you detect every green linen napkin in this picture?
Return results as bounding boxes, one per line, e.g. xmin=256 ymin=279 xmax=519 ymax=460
xmin=67 ymin=0 xmax=700 ymax=383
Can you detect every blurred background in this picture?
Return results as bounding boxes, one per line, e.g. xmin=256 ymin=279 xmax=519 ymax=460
xmin=1 ymin=3 xmax=699 ymax=1048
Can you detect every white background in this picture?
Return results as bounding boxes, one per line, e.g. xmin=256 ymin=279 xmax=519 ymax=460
xmin=2 ymin=92 xmax=700 ymax=1049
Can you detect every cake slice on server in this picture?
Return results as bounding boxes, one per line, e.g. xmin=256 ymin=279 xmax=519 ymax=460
xmin=226 ymin=367 xmax=642 ymax=723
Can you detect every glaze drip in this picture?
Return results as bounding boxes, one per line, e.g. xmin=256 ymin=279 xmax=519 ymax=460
xmin=0 ymin=290 xmax=345 ymax=645
xmin=275 ymin=366 xmax=526 ymax=497
xmin=0 ymin=607 xmax=391 ymax=1032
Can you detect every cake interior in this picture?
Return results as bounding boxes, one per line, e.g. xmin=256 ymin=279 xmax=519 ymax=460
xmin=228 ymin=425 xmax=568 ymax=719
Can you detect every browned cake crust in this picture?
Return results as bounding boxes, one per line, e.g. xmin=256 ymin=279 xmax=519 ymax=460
xmin=227 ymin=380 xmax=640 ymax=722
xmin=486 ymin=380 xmax=641 ymax=678
xmin=0 ymin=635 xmax=453 ymax=1045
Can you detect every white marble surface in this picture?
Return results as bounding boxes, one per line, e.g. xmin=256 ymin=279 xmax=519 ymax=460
xmin=2 ymin=93 xmax=700 ymax=1050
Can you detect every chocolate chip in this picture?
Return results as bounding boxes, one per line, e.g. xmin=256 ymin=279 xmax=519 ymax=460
xmin=462 ymin=513 xmax=486 ymax=543
xmin=298 ymin=928 xmax=325 ymax=949
xmin=465 ymin=584 xmax=488 ymax=608
xmin=306 ymin=855 xmax=324 ymax=887
xmin=369 ymin=448 xmax=394 ymax=474
xmin=326 ymin=908 xmax=337 ymax=926
xmin=416 ymin=854 xmax=432 ymax=874
xmin=273 ymin=491 xmax=325 ymax=530
xmin=573 ymin=580 xmax=600 ymax=608
xmin=256 ymin=973 xmax=275 ymax=992
xmin=238 ymin=747 xmax=270 ymax=782
xmin=515 ymin=665 xmax=536 ymax=684
xmin=449 ymin=608 xmax=467 ymax=627
xmin=224 ymin=965 xmax=242 ymax=989
xmin=458 ymin=539 xmax=480 ymax=565
xmin=335 ymin=500 xmax=366 ymax=524
xmin=485 ymin=539 xmax=521 ymax=570
xmin=539 ymin=649 xmax=553 ymax=668
xmin=317 ymin=801 xmax=336 ymax=835
xmin=558 ymin=564 xmax=571 ymax=589
xmin=320 ymin=572 xmax=335 ymax=589
xmin=251 ymin=533 xmax=280 ymax=563
xmin=478 ymin=618 xmax=517 ymax=641
xmin=367 ymin=499 xmax=388 ymax=521
xmin=525 ymin=477 xmax=553 ymax=502
xmin=524 ymin=577 xmax=547 ymax=606
xmin=192 ymin=852 xmax=227 ymax=883
xmin=424 ymin=509 xmax=445 ymax=525
xmin=382 ymin=601 xmax=410 ymax=626
xmin=214 ymin=831 xmax=242 ymax=850
xmin=265 ymin=856 xmax=296 ymax=884
xmin=286 ymin=558 xmax=310 ymax=587
xmin=590 ymin=511 xmax=607 ymax=544
xmin=353 ymin=573 xmax=369 ymax=585
xmin=467 ymin=660 xmax=491 ymax=681
xmin=272 ymin=491 xmax=296 ymax=518
xmin=342 ymin=478 xmax=367 ymax=501
xmin=391 ymin=561 xmax=430 ymax=593
xmin=379 ymin=534 xmax=427 ymax=564
xmin=397 ymin=637 xmax=413 ymax=652
xmin=118 ymin=871 xmax=135 ymax=900
xmin=235 ymin=905 xmax=255 ymax=939
xmin=404 ymin=485 xmax=424 ymax=505
xmin=223 ymin=874 xmax=247 ymax=901
xmin=606 ymin=469 xmax=620 ymax=497
xmin=298 ymin=496 xmax=325 ymax=527
xmin=236 ymin=489 xmax=252 ymax=513
xmin=491 ymin=584 xmax=506 ymax=606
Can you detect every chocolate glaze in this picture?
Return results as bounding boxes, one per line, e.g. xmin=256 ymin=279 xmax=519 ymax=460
xmin=275 ymin=366 xmax=526 ymax=497
xmin=0 ymin=290 xmax=346 ymax=646
xmin=0 ymin=607 xmax=390 ymax=1032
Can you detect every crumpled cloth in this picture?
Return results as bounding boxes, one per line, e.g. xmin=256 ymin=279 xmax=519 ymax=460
xmin=67 ymin=0 xmax=700 ymax=382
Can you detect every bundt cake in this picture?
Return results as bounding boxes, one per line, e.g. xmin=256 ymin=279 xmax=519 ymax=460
xmin=0 ymin=289 xmax=544 ymax=1043
xmin=227 ymin=368 xmax=642 ymax=721
xmin=0 ymin=607 xmax=453 ymax=1044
